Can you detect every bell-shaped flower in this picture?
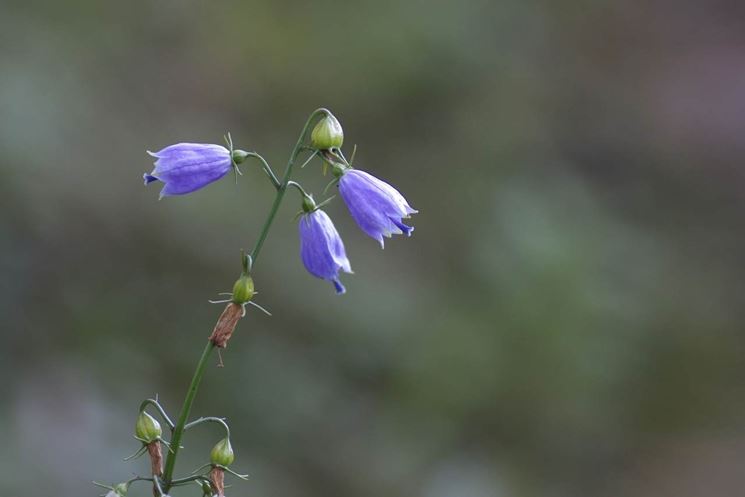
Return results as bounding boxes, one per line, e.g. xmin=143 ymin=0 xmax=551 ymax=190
xmin=338 ymin=169 xmax=417 ymax=247
xmin=299 ymin=209 xmax=352 ymax=294
xmin=144 ymin=143 xmax=233 ymax=198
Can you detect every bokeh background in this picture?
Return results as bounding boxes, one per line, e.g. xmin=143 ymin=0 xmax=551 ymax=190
xmin=2 ymin=0 xmax=745 ymax=496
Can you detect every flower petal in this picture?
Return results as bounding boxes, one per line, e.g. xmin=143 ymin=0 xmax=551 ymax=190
xmin=339 ymin=169 xmax=417 ymax=246
xmin=333 ymin=279 xmax=346 ymax=294
xmin=143 ymin=173 xmax=160 ymax=185
xmin=299 ymin=210 xmax=351 ymax=292
xmin=149 ymin=143 xmax=229 ymax=160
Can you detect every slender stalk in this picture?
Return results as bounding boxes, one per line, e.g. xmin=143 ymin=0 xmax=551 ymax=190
xmin=170 ymin=474 xmax=212 ymax=487
xmin=245 ymin=152 xmax=280 ymax=189
xmin=139 ymin=398 xmax=175 ymax=430
xmin=286 ymin=180 xmax=310 ymax=199
xmin=162 ymin=341 xmax=214 ymax=490
xmin=250 ymin=108 xmax=329 ymax=265
xmin=160 ymin=108 xmax=328 ymax=492
xmin=184 ymin=416 xmax=231 ymax=438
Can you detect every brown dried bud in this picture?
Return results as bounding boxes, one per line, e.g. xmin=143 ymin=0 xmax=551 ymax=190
xmin=146 ymin=441 xmax=163 ymax=477
xmin=209 ymin=303 xmax=244 ymax=348
xmin=146 ymin=440 xmax=163 ymax=497
xmin=210 ymin=466 xmax=226 ymax=497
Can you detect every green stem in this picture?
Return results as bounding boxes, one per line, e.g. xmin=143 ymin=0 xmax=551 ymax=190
xmin=249 ymin=108 xmax=329 ymax=265
xmin=162 ymin=340 xmax=215 ymax=490
xmin=160 ymin=108 xmax=329 ymax=492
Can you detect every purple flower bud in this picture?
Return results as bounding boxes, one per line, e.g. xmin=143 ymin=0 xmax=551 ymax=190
xmin=299 ymin=209 xmax=352 ymax=294
xmin=143 ymin=143 xmax=233 ymax=198
xmin=338 ymin=169 xmax=417 ymax=248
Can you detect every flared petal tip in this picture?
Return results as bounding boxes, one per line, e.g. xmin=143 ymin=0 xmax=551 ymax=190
xmin=143 ymin=173 xmax=160 ymax=185
xmin=333 ymin=280 xmax=346 ymax=294
xmin=393 ymin=217 xmax=414 ymax=236
xmin=340 ymin=260 xmax=353 ymax=274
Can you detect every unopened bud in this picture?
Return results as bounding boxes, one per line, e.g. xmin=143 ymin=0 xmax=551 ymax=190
xmin=311 ymin=115 xmax=344 ymax=150
xmin=231 ymin=274 xmax=255 ymax=304
xmin=210 ymin=437 xmax=235 ymax=467
xmin=135 ymin=411 xmax=162 ymax=443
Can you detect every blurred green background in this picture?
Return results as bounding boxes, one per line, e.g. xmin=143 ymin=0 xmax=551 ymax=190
xmin=3 ymin=0 xmax=745 ymax=496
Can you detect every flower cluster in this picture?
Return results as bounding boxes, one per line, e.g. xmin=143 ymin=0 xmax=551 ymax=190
xmin=143 ymin=111 xmax=417 ymax=294
xmin=123 ymin=110 xmax=417 ymax=497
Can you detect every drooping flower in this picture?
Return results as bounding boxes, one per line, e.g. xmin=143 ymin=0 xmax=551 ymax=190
xmin=338 ymin=169 xmax=417 ymax=247
xmin=299 ymin=209 xmax=352 ymax=294
xmin=144 ymin=143 xmax=233 ymax=198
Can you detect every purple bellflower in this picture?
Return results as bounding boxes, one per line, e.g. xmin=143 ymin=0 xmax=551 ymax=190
xmin=299 ymin=208 xmax=352 ymax=294
xmin=144 ymin=143 xmax=233 ymax=198
xmin=338 ymin=169 xmax=417 ymax=247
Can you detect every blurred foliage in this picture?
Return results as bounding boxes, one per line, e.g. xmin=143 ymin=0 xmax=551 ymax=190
xmin=2 ymin=0 xmax=745 ymax=496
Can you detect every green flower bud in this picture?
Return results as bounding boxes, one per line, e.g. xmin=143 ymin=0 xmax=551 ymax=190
xmin=232 ymin=149 xmax=249 ymax=164
xmin=311 ymin=115 xmax=344 ymax=150
xmin=231 ymin=274 xmax=255 ymax=304
xmin=210 ymin=437 xmax=235 ymax=467
xmin=302 ymin=194 xmax=316 ymax=213
xmin=331 ymin=162 xmax=347 ymax=178
xmin=135 ymin=411 xmax=162 ymax=443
